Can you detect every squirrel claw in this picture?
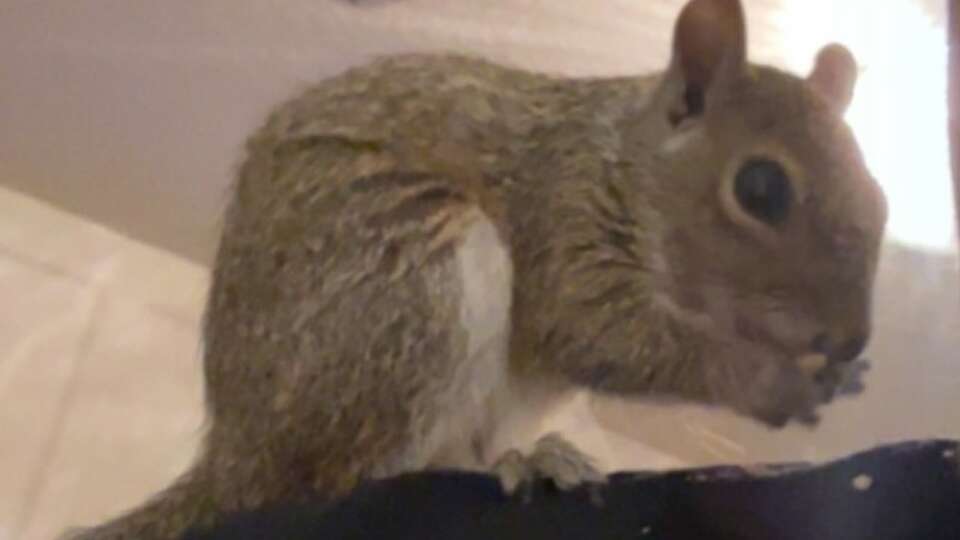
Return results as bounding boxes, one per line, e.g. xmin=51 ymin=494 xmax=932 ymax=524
xmin=492 ymin=433 xmax=606 ymax=504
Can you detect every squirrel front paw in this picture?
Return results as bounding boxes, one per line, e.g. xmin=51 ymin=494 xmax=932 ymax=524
xmin=739 ymin=352 xmax=870 ymax=428
xmin=491 ymin=433 xmax=606 ymax=501
xmin=814 ymin=357 xmax=870 ymax=400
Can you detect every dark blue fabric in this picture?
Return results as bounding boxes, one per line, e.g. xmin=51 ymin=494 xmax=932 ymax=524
xmin=185 ymin=439 xmax=960 ymax=540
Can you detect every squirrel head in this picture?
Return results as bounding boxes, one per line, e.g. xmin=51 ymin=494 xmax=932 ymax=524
xmin=644 ymin=0 xmax=887 ymax=370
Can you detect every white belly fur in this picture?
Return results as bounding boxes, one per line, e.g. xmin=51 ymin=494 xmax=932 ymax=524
xmin=426 ymin=214 xmax=573 ymax=471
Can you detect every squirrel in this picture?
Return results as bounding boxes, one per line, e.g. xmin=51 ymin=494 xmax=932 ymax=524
xmin=63 ymin=0 xmax=887 ymax=538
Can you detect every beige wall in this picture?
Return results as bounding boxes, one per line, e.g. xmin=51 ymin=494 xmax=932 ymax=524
xmin=0 ymin=0 xmax=804 ymax=265
xmin=0 ymin=1 xmax=950 ymax=263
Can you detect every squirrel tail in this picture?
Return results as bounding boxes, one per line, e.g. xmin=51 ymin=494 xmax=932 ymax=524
xmin=58 ymin=464 xmax=219 ymax=540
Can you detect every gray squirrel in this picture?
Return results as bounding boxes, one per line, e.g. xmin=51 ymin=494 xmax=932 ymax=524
xmin=65 ymin=0 xmax=887 ymax=538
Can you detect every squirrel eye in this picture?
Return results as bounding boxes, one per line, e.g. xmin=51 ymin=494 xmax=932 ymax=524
xmin=734 ymin=158 xmax=792 ymax=225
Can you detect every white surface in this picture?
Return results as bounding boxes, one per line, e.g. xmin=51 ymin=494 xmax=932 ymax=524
xmin=0 ymin=187 xmax=207 ymax=540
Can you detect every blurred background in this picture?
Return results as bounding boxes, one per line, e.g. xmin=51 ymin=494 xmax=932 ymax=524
xmin=0 ymin=1 xmax=955 ymax=538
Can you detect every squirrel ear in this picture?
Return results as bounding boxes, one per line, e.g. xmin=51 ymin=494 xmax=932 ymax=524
xmin=807 ymin=44 xmax=858 ymax=113
xmin=667 ymin=0 xmax=748 ymax=123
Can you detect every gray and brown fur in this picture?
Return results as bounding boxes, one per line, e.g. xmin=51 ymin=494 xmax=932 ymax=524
xmin=64 ymin=0 xmax=887 ymax=538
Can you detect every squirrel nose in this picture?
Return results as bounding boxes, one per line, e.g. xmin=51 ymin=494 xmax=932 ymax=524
xmin=810 ymin=332 xmax=868 ymax=363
